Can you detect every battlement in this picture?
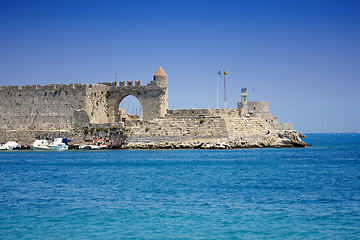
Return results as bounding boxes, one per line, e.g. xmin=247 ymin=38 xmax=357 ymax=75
xmin=22 ymin=85 xmax=43 ymax=90
xmin=0 ymin=83 xmax=89 ymax=92
xmin=1 ymin=85 xmax=21 ymax=91
xmin=69 ymin=83 xmax=85 ymax=89
xmin=0 ymin=76 xmax=163 ymax=93
xmin=118 ymin=80 xmax=142 ymax=87
xmin=99 ymin=81 xmax=117 ymax=87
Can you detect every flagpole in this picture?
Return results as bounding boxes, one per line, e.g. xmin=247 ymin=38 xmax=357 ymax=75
xmin=216 ymin=70 xmax=219 ymax=109
xmin=224 ymin=68 xmax=226 ymax=109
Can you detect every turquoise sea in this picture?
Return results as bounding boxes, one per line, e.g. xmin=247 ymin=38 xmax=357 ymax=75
xmin=1 ymin=133 xmax=360 ymax=239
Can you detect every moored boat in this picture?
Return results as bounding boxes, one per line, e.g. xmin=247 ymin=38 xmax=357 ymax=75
xmin=79 ymin=139 xmax=108 ymax=150
xmin=0 ymin=141 xmax=21 ymax=150
xmin=49 ymin=138 xmax=69 ymax=150
xmin=30 ymin=140 xmax=50 ymax=150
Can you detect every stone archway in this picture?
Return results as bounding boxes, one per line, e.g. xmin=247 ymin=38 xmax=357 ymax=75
xmin=105 ymin=67 xmax=168 ymax=122
xmin=107 ymin=86 xmax=166 ymax=122
xmin=115 ymin=95 xmax=143 ymax=122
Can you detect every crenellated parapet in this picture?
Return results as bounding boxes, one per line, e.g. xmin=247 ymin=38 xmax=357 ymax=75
xmin=0 ymin=83 xmax=88 ymax=92
xmin=22 ymin=85 xmax=43 ymax=90
xmin=1 ymin=85 xmax=21 ymax=91
xmin=117 ymin=80 xmax=142 ymax=87
xmin=98 ymin=81 xmax=117 ymax=87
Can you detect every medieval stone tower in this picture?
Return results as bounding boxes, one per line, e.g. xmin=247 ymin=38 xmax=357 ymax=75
xmin=239 ymin=88 xmax=248 ymax=117
xmin=152 ymin=66 xmax=168 ymax=118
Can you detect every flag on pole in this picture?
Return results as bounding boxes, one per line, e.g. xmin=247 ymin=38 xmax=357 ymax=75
xmin=223 ymin=69 xmax=227 ymax=109
xmin=216 ymin=70 xmax=221 ymax=109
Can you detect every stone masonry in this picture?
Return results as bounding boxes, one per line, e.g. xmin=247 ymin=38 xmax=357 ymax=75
xmin=238 ymin=88 xmax=293 ymax=130
xmin=0 ymin=67 xmax=168 ymax=131
xmin=0 ymin=66 xmax=307 ymax=148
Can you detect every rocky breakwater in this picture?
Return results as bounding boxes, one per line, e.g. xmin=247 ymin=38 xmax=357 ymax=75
xmin=123 ymin=130 xmax=310 ymax=149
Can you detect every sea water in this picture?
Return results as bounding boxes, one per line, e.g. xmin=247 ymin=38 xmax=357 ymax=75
xmin=0 ymin=133 xmax=359 ymax=239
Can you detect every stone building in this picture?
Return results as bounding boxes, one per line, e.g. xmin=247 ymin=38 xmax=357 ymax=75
xmin=237 ymin=88 xmax=293 ymax=130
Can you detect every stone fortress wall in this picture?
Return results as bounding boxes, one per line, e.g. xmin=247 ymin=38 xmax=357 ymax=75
xmin=0 ymin=66 xmax=299 ymax=147
xmin=0 ymin=84 xmax=88 ymax=130
xmin=127 ymin=108 xmax=272 ymax=144
xmin=0 ymin=67 xmax=168 ymax=132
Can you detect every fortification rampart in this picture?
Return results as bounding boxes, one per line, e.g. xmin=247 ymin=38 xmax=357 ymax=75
xmin=125 ymin=106 xmax=305 ymax=148
xmin=0 ymin=66 xmax=304 ymax=148
xmin=0 ymin=67 xmax=169 ymax=132
xmin=0 ymin=83 xmax=88 ymax=130
xmin=127 ymin=108 xmax=272 ymax=145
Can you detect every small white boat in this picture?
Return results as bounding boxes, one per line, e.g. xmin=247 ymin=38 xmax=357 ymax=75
xmin=30 ymin=140 xmax=50 ymax=150
xmin=79 ymin=144 xmax=99 ymax=150
xmin=49 ymin=138 xmax=69 ymax=151
xmin=0 ymin=141 xmax=21 ymax=150
xmin=79 ymin=139 xmax=108 ymax=150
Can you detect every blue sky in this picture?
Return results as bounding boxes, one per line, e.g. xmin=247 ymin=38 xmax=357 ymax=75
xmin=1 ymin=0 xmax=359 ymax=133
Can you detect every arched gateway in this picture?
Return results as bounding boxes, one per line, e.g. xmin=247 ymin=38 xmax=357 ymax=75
xmin=105 ymin=66 xmax=168 ymax=122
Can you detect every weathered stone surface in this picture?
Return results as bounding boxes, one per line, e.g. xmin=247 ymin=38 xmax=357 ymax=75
xmin=0 ymin=67 xmax=168 ymax=131
xmin=0 ymin=67 xmax=310 ymax=149
xmin=238 ymin=89 xmax=293 ymax=130
xmin=122 ymin=131 xmax=309 ymax=150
